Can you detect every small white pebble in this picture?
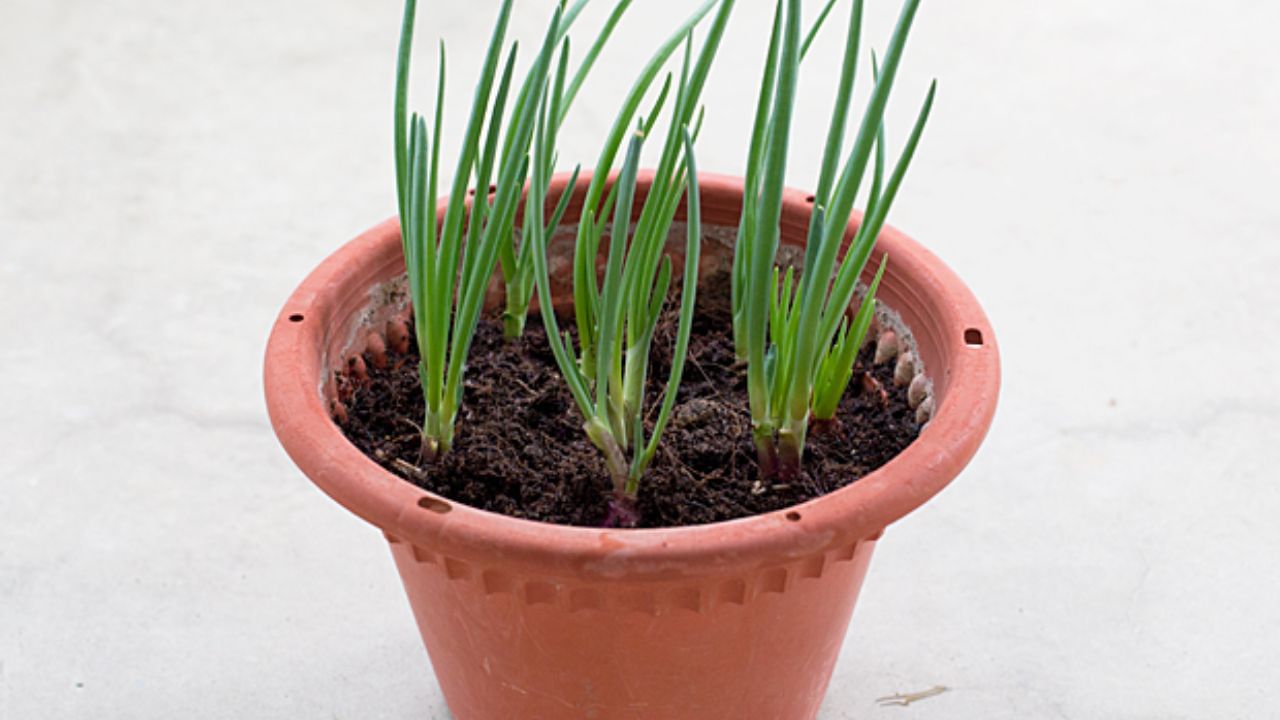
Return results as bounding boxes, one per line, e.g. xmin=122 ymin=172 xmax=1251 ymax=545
xmin=894 ymin=351 xmax=915 ymax=387
xmin=908 ymin=374 xmax=929 ymax=409
xmin=874 ymin=331 xmax=899 ymax=364
xmin=915 ymin=396 xmax=935 ymax=424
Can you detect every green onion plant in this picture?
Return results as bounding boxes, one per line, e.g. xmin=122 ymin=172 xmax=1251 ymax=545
xmin=498 ymin=0 xmax=635 ymax=339
xmin=393 ymin=0 xmax=626 ymax=459
xmin=733 ymin=0 xmax=936 ymax=479
xmin=527 ymin=0 xmax=735 ymax=525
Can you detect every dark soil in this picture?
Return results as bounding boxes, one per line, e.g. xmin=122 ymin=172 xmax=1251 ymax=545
xmin=338 ymin=276 xmax=921 ymax=528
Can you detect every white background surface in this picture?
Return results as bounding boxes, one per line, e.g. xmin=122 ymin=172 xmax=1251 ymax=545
xmin=3 ymin=1 xmax=1278 ymax=717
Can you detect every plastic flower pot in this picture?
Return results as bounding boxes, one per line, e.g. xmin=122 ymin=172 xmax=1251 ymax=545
xmin=264 ymin=171 xmax=1000 ymax=720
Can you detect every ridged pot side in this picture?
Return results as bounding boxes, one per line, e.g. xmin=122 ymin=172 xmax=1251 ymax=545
xmin=265 ymin=171 xmax=999 ymax=719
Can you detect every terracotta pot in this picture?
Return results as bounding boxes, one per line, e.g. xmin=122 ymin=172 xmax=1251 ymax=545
xmin=264 ymin=171 xmax=1000 ymax=719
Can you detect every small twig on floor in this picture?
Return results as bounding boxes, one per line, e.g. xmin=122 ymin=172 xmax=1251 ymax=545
xmin=876 ymin=685 xmax=948 ymax=707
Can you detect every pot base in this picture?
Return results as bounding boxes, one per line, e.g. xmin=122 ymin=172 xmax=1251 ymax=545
xmin=387 ymin=530 xmax=879 ymax=720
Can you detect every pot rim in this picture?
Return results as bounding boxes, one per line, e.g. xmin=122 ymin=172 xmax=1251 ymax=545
xmin=264 ymin=171 xmax=1000 ymax=577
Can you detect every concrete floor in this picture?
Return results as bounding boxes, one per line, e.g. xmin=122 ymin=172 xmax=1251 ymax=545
xmin=3 ymin=1 xmax=1278 ymax=717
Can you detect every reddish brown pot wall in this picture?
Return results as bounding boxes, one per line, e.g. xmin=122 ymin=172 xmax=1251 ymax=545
xmin=264 ymin=171 xmax=1000 ymax=719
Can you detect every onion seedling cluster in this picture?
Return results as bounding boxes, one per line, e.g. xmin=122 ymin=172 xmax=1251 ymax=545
xmin=528 ymin=0 xmax=734 ymax=525
xmin=732 ymin=0 xmax=936 ymax=479
xmin=389 ymin=0 xmax=938 ymax=515
xmin=392 ymin=0 xmax=628 ymax=459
